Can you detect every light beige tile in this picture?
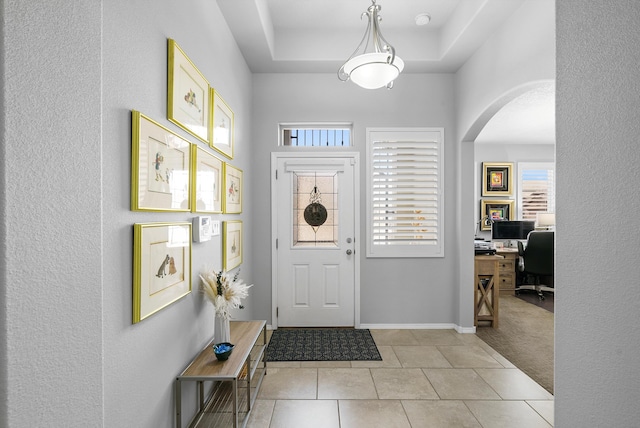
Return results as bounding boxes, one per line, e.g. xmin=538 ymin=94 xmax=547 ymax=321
xmin=300 ymin=360 xmax=352 ymax=368
xmin=393 ymin=346 xmax=453 ymax=368
xmin=410 ymin=329 xmax=467 ymax=346
xmin=438 ymin=345 xmax=503 ymax=368
xmin=475 ymin=368 xmax=554 ymax=400
xmin=465 ymin=400 xmax=552 ymax=428
xmin=257 ymin=368 xmax=317 ymax=400
xmin=266 ymin=361 xmax=301 ymax=368
xmin=339 ymin=400 xmax=411 ymax=428
xmin=401 ymin=400 xmax=483 ymax=428
xmin=270 ymin=400 xmax=340 ymax=428
xmin=423 ymin=368 xmax=501 ymax=399
xmin=371 ymin=368 xmax=438 ymax=399
xmin=527 ymin=400 xmax=555 ymax=426
xmin=477 ymin=343 xmax=517 ymax=368
xmin=370 ymin=329 xmax=419 ymax=346
xmin=317 ymin=368 xmax=378 ymax=399
xmin=350 ymin=345 xmax=401 ymax=368
xmin=245 ymin=399 xmax=275 ymax=428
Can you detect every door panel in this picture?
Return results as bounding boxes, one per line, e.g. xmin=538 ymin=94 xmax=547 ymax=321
xmin=275 ymin=156 xmax=356 ymax=327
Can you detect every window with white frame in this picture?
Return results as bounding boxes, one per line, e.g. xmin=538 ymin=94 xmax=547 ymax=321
xmin=366 ymin=128 xmax=444 ymax=258
xmin=517 ymin=162 xmax=555 ymax=222
xmin=279 ymin=123 xmax=353 ymax=147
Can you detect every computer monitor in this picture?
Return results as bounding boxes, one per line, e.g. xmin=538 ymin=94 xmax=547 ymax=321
xmin=491 ymin=220 xmax=535 ymax=240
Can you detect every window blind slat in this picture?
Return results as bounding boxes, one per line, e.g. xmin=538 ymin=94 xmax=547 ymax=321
xmin=367 ymin=130 xmax=443 ymax=257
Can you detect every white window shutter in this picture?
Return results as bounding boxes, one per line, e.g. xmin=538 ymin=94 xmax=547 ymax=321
xmin=366 ymin=128 xmax=444 ymax=258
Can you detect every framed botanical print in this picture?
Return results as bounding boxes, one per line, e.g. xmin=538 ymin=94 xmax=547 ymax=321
xmin=133 ymin=222 xmax=192 ymax=323
xmin=167 ymin=39 xmax=210 ymax=144
xmin=223 ymin=220 xmax=242 ymax=271
xmin=131 ymin=110 xmax=192 ymax=212
xmin=210 ymin=88 xmax=234 ymax=158
xmin=480 ymin=199 xmax=515 ymax=230
xmin=223 ymin=163 xmax=242 ymax=213
xmin=191 ymin=145 xmax=223 ymax=213
xmin=482 ymin=162 xmax=513 ymax=196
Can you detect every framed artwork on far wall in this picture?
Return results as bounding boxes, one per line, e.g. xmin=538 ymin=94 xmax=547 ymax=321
xmin=223 ymin=220 xmax=243 ymax=271
xmin=223 ymin=163 xmax=243 ymax=213
xmin=191 ymin=145 xmax=223 ymax=213
xmin=167 ymin=38 xmax=210 ymax=144
xmin=482 ymin=162 xmax=513 ymax=196
xmin=131 ymin=110 xmax=192 ymax=212
xmin=480 ymin=199 xmax=515 ymax=231
xmin=209 ymin=88 xmax=234 ymax=158
xmin=133 ymin=222 xmax=192 ymax=323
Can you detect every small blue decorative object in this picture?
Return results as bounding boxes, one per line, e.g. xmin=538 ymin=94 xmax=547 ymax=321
xmin=213 ymin=342 xmax=235 ymax=361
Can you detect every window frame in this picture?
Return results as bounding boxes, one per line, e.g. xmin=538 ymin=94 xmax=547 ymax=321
xmin=366 ymin=127 xmax=444 ymax=258
xmin=279 ymin=123 xmax=354 ymax=147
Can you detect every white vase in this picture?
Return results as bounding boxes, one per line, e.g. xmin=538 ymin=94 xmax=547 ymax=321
xmin=214 ymin=314 xmax=231 ymax=343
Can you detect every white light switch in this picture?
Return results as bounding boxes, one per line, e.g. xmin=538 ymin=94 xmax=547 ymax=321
xmin=211 ymin=220 xmax=220 ymax=236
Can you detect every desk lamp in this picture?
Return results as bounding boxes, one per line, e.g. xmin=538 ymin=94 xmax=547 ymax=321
xmin=536 ymin=212 xmax=555 ymax=230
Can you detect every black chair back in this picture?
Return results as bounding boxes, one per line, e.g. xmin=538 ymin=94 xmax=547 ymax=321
xmin=521 ymin=231 xmax=554 ymax=276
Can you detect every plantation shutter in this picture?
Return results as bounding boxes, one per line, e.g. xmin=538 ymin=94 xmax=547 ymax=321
xmin=366 ymin=128 xmax=444 ymax=258
xmin=518 ymin=163 xmax=555 ymax=222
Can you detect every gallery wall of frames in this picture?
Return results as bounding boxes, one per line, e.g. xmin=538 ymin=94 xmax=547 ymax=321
xmin=131 ymin=39 xmax=243 ymax=323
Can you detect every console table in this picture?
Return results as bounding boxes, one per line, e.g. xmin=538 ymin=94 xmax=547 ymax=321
xmin=175 ymin=320 xmax=267 ymax=428
xmin=474 ymin=255 xmax=502 ymax=328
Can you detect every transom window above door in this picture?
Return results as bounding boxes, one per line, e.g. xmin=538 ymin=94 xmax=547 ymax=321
xmin=279 ymin=123 xmax=353 ymax=147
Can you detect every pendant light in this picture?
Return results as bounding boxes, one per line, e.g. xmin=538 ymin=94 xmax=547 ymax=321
xmin=338 ymin=0 xmax=404 ymax=89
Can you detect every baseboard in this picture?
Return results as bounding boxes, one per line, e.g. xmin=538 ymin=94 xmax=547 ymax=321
xmin=360 ymin=323 xmax=476 ymax=333
xmin=268 ymin=323 xmax=477 ymax=334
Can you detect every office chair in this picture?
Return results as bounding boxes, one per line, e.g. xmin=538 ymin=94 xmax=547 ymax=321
xmin=517 ymin=231 xmax=554 ymax=300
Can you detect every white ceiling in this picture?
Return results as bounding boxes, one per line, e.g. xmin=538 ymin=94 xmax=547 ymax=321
xmin=216 ymin=0 xmax=555 ymax=145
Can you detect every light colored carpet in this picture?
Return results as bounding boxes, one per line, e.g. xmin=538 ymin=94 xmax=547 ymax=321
xmin=475 ymin=294 xmax=554 ymax=394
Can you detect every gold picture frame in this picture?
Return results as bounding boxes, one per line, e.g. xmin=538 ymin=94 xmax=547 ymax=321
xmin=133 ymin=222 xmax=192 ymax=323
xmin=482 ymin=162 xmax=513 ymax=196
xmin=167 ymin=39 xmax=210 ymax=144
xmin=210 ymin=88 xmax=234 ymax=158
xmin=191 ymin=145 xmax=223 ymax=213
xmin=480 ymin=199 xmax=515 ymax=231
xmin=223 ymin=220 xmax=242 ymax=271
xmin=223 ymin=163 xmax=243 ymax=214
xmin=131 ymin=110 xmax=192 ymax=212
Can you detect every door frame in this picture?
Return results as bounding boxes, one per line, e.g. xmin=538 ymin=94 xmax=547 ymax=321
xmin=271 ymin=152 xmax=361 ymax=330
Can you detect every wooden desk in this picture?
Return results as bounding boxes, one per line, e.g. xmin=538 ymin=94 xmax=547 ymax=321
xmin=496 ymin=248 xmax=519 ymax=296
xmin=474 ymin=255 xmax=502 ymax=328
xmin=175 ymin=320 xmax=267 ymax=428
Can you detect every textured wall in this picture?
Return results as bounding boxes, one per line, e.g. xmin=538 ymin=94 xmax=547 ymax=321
xmin=1 ymin=0 xmax=253 ymax=427
xmin=1 ymin=1 xmax=103 ymax=426
xmin=555 ymin=1 xmax=640 ymax=425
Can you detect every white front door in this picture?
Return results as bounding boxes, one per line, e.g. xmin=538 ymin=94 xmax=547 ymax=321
xmin=272 ymin=154 xmax=358 ymax=327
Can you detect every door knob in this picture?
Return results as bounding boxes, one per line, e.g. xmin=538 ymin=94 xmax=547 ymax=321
xmin=346 ymin=249 xmax=353 ymax=255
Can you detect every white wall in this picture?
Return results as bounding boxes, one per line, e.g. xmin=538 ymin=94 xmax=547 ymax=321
xmin=555 ymin=1 xmax=640 ymax=425
xmin=102 ymin=1 xmax=253 ymax=427
xmin=250 ymin=73 xmax=460 ymax=326
xmin=1 ymin=0 xmax=253 ymax=427
xmin=454 ymin=0 xmax=555 ymax=330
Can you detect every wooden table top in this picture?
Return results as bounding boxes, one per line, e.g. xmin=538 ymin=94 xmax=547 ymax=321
xmin=178 ymin=320 xmax=266 ymax=380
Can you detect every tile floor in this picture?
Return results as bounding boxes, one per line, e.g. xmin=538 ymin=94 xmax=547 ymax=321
xmin=247 ymin=329 xmax=553 ymax=428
